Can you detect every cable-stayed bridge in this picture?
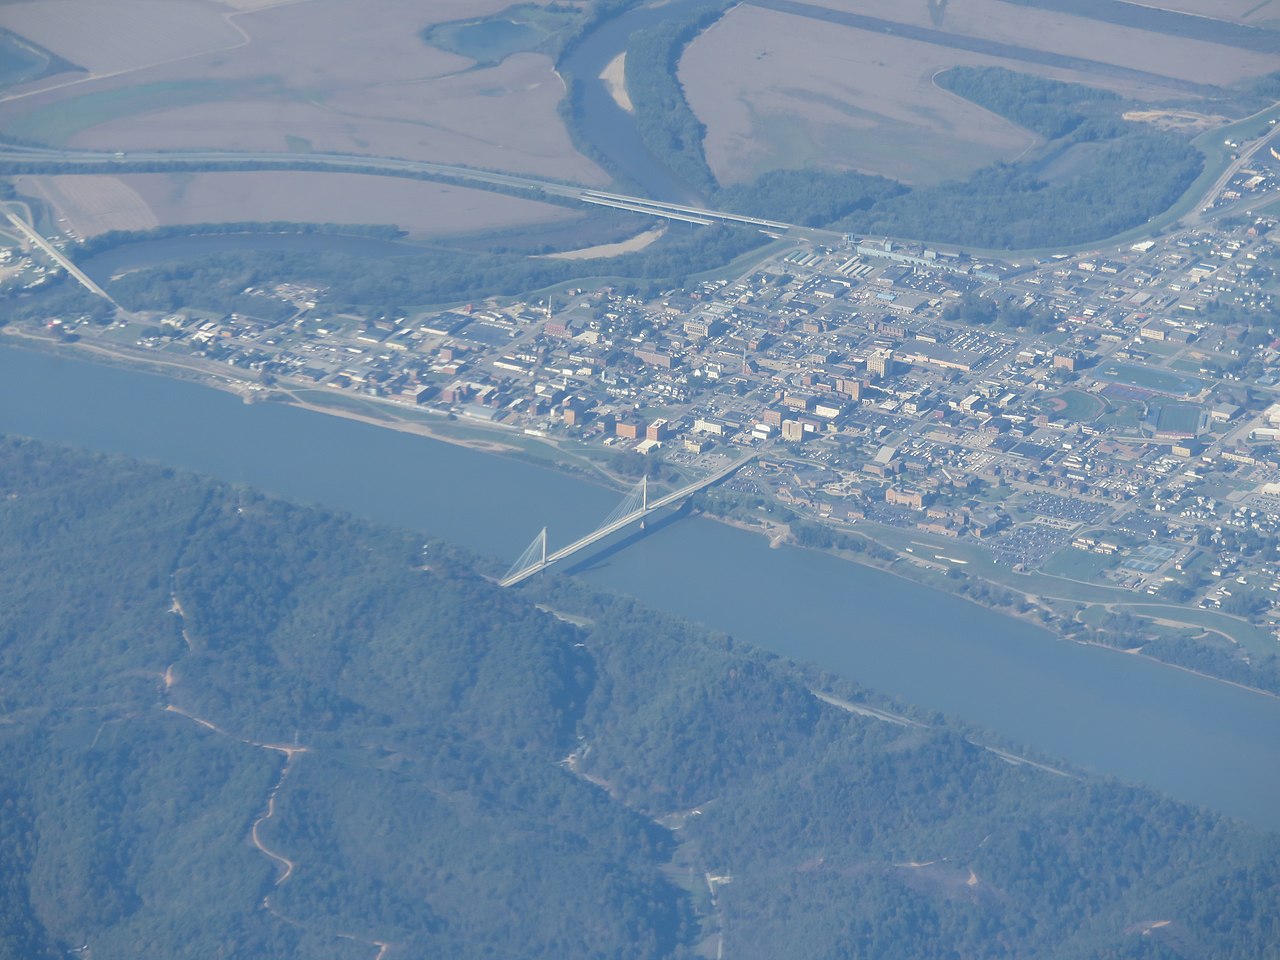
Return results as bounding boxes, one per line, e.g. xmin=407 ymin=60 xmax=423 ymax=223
xmin=501 ymin=454 xmax=755 ymax=587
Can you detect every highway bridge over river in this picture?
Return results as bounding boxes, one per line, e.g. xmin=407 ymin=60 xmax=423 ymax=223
xmin=0 ymin=144 xmax=821 ymax=235
xmin=0 ymin=144 xmax=830 ymax=311
xmin=501 ymin=454 xmax=755 ymax=587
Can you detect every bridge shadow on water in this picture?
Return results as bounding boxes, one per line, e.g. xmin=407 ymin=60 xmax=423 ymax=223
xmin=561 ymin=501 xmax=693 ymax=579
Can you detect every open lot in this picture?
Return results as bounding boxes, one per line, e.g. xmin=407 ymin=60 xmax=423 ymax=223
xmin=16 ymin=172 xmax=579 ymax=239
xmin=0 ymin=0 xmax=606 ymax=186
xmin=681 ymin=0 xmax=1279 ymax=187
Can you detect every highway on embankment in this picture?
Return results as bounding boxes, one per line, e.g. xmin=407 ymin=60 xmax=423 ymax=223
xmin=0 ymin=144 xmax=825 ymax=237
xmin=3 ymin=107 xmax=1273 ymax=311
xmin=2 ymin=201 xmax=121 ymax=309
xmin=0 ymin=144 xmax=835 ymax=309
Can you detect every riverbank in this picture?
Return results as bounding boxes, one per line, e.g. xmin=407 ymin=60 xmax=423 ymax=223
xmin=544 ymin=224 xmax=666 ymax=259
xmin=2 ymin=337 xmax=1278 ymax=827
xmin=708 ymin=504 xmax=1280 ymax=702
xmin=598 ymin=52 xmax=633 ymax=113
xmin=5 ymin=327 xmax=1276 ymax=700
xmin=2 ymin=327 xmax=533 ymax=455
xmin=1 ymin=326 xmax=668 ymax=497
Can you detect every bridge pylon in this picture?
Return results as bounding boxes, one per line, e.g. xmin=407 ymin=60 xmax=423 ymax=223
xmin=501 ymin=453 xmax=756 ymax=587
xmin=503 ymin=526 xmax=548 ymax=585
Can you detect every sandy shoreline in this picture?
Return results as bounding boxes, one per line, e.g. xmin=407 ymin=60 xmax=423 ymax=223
xmin=2 ymin=327 xmax=526 ymax=459
xmin=544 ymin=225 xmax=666 ymax=260
xmin=599 ymin=52 xmax=633 ymax=113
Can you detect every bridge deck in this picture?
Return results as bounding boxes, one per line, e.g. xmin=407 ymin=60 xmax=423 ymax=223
xmin=500 ymin=455 xmax=754 ymax=587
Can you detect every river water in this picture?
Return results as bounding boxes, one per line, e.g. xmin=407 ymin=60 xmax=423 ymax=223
xmin=558 ymin=0 xmax=711 ymax=203
xmin=2 ymin=343 xmax=1278 ymax=830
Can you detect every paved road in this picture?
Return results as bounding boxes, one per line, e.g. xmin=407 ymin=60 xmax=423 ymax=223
xmin=0 ymin=144 xmax=830 ymax=238
xmin=2 ymin=108 xmax=1273 ymax=276
xmin=502 ymin=453 xmax=757 ymax=587
xmin=2 ymin=202 xmax=121 ymax=308
xmin=1187 ymin=115 xmax=1280 ymax=227
xmin=0 ymin=143 xmax=590 ymax=196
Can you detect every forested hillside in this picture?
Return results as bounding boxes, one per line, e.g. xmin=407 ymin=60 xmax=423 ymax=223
xmin=0 ymin=435 xmax=1276 ymax=959
xmin=849 ymin=66 xmax=1204 ymax=248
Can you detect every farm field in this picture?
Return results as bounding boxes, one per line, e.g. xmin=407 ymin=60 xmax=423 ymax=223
xmin=775 ymin=0 xmax=1277 ymax=86
xmin=0 ymin=0 xmax=607 ymax=188
xmin=681 ymin=0 xmax=1278 ymax=187
xmin=1065 ymin=0 xmax=1279 ymax=26
xmin=0 ymin=0 xmax=243 ymax=79
xmin=16 ymin=172 xmax=580 ymax=239
xmin=990 ymin=0 xmax=1280 ymax=50
xmin=15 ymin=174 xmax=157 ymax=236
xmin=680 ymin=5 xmax=1037 ymax=186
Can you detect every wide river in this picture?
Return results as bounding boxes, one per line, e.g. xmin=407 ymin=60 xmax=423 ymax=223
xmin=3 ymin=343 xmax=1279 ymax=830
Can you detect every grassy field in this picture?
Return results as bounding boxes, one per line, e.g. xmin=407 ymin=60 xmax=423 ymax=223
xmin=1099 ymin=401 xmax=1145 ymax=430
xmin=1040 ymin=546 xmax=1117 ymax=582
xmin=1119 ymin=603 xmax=1276 ymax=655
xmin=287 ymin=385 xmax=630 ymax=486
xmin=0 ymin=29 xmax=66 ymax=91
xmin=993 ymin=0 xmax=1280 ymax=49
xmin=1039 ymin=389 xmax=1105 ymax=423
xmin=1100 ymin=362 xmax=1204 ymax=396
xmin=15 ymin=169 xmax=580 ymax=240
xmin=1152 ymin=400 xmax=1203 ymax=434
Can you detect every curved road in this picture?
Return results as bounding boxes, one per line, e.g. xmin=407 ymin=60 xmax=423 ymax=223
xmin=2 ymin=201 xmax=120 ymax=305
xmin=0 ymin=143 xmax=824 ymax=309
xmin=0 ymin=143 xmax=593 ymax=197
xmin=1 ymin=107 xmax=1273 ymax=313
xmin=0 ymin=143 xmax=824 ymax=235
